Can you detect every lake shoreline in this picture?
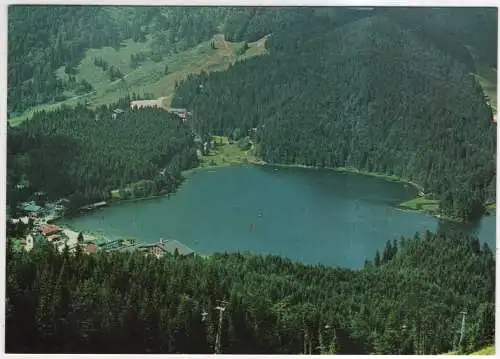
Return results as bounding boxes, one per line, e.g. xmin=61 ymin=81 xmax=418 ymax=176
xmin=182 ymin=138 xmax=447 ymax=221
xmin=242 ymin=159 xmax=452 ymax=220
xmin=56 ymin=163 xmax=495 ymax=268
xmin=56 ymin=145 xmax=489 ymax=243
xmin=249 ymin=160 xmax=424 ymax=192
xmin=79 ymin=161 xmax=453 ymax=224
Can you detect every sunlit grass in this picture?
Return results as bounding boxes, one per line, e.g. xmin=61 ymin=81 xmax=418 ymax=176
xmin=475 ymin=63 xmax=497 ymax=114
xmin=471 ymin=345 xmax=495 ymax=355
xmin=9 ymin=34 xmax=268 ymax=126
xmin=399 ymin=196 xmax=440 ymax=213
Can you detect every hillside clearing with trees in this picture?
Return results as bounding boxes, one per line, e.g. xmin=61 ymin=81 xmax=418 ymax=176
xmin=6 ymin=6 xmax=496 ymax=356
xmin=7 ymin=100 xmax=200 ymax=215
xmin=8 ymin=5 xmax=269 ymax=126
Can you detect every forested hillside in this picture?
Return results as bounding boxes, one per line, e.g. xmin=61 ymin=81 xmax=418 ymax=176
xmin=376 ymin=7 xmax=498 ymax=70
xmin=222 ymin=7 xmax=369 ymax=43
xmin=7 ymin=6 xmax=236 ymax=116
xmin=5 ymin=7 xmax=497 ymax=356
xmin=6 ymin=225 xmax=494 ymax=354
xmin=7 ymin=99 xmax=199 ymax=215
xmin=216 ymin=6 xmax=497 ymax=70
xmin=9 ymin=6 xmax=495 ymax=117
xmin=172 ymin=13 xmax=497 ymax=222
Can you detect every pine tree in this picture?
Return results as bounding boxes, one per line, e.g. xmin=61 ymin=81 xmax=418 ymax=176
xmin=391 ymin=238 xmax=398 ymax=259
xmin=374 ymin=250 xmax=381 ymax=267
xmin=382 ymin=240 xmax=392 ymax=263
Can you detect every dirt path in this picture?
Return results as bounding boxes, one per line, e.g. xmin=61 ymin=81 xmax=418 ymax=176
xmin=157 ymin=35 xmax=235 ymax=107
xmin=214 ymin=34 xmax=233 ymax=58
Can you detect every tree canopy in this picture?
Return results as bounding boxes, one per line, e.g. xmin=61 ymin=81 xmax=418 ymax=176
xmin=6 ymin=225 xmax=495 ymax=354
xmin=7 ymin=99 xmax=199 ymax=211
xmin=7 ymin=6 xmax=235 ymax=116
xmin=5 ymin=7 xmax=497 ymax=355
xmin=172 ymin=14 xmax=497 ymax=221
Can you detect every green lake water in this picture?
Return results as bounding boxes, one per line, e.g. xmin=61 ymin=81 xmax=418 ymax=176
xmin=57 ymin=165 xmax=496 ymax=268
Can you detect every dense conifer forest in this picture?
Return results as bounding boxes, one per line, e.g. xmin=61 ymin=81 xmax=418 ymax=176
xmin=7 ymin=100 xmax=199 ymax=215
xmin=377 ymin=7 xmax=498 ymax=70
xmin=7 ymin=6 xmax=235 ymax=116
xmin=9 ymin=6 xmax=496 ymax=116
xmin=6 ymin=6 xmax=497 ymax=355
xmin=172 ymin=12 xmax=497 ymax=222
xmin=5 ymin=225 xmax=495 ymax=354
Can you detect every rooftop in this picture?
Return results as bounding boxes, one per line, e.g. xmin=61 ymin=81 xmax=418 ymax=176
xmin=139 ymin=239 xmax=194 ymax=256
xmin=23 ymin=201 xmax=42 ymax=212
xmin=40 ymin=224 xmax=62 ymax=236
xmin=11 ymin=216 xmax=30 ymax=225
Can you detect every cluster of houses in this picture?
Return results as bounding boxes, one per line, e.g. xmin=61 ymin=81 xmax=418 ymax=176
xmin=113 ymin=237 xmax=195 ymax=259
xmin=8 ymin=192 xmax=198 ymax=260
xmin=9 ymin=197 xmax=197 ymax=260
xmin=38 ymin=224 xmax=68 ymax=251
xmin=138 ymin=238 xmax=194 ymax=259
xmin=18 ymin=199 xmax=66 ymax=220
xmin=10 ymin=213 xmax=197 ymax=259
xmin=11 ymin=220 xmax=97 ymax=255
xmin=111 ymin=100 xmax=190 ymax=122
xmin=8 ymin=196 xmax=99 ymax=254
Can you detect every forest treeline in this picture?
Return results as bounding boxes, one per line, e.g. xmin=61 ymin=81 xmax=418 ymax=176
xmin=9 ymin=6 xmax=496 ymax=117
xmin=172 ymin=14 xmax=497 ymax=222
xmin=6 ymin=99 xmax=199 ymax=215
xmin=7 ymin=6 xmax=236 ymax=116
xmin=376 ymin=7 xmax=498 ymax=70
xmin=216 ymin=7 xmax=497 ymax=70
xmin=5 ymin=224 xmax=495 ymax=354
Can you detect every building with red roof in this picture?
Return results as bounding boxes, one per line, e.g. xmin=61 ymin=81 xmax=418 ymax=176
xmin=40 ymin=224 xmax=62 ymax=237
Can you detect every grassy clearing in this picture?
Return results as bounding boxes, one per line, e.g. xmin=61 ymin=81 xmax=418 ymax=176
xmin=443 ymin=345 xmax=495 ymax=355
xmin=182 ymin=135 xmax=261 ymax=177
xmin=471 ymin=345 xmax=495 ymax=355
xmin=399 ymin=196 xmax=440 ymax=215
xmin=466 ymin=44 xmax=497 ymax=116
xmin=474 ymin=63 xmax=497 ymax=117
xmin=9 ymin=34 xmax=269 ymax=126
xmin=199 ymin=136 xmax=259 ymax=167
xmin=9 ymin=101 xmax=71 ymax=127
xmin=8 ymin=238 xmax=24 ymax=252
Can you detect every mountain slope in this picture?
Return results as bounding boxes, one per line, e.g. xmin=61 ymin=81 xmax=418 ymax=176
xmin=11 ymin=7 xmax=495 ymax=125
xmin=6 ymin=225 xmax=494 ymax=354
xmin=7 ymin=6 xmax=236 ymax=117
xmin=376 ymin=7 xmax=497 ymax=71
xmin=172 ymin=14 xmax=496 ymax=221
xmin=6 ymin=102 xmax=199 ymax=213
